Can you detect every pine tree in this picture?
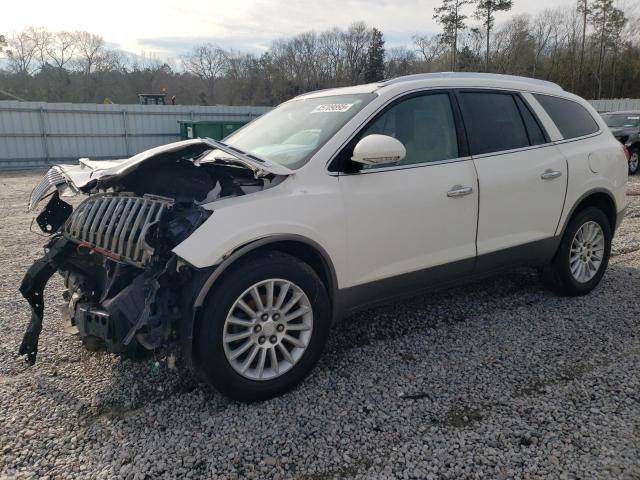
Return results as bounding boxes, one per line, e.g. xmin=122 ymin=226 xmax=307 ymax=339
xmin=474 ymin=0 xmax=513 ymax=71
xmin=434 ymin=0 xmax=474 ymax=71
xmin=576 ymin=0 xmax=590 ymax=95
xmin=365 ymin=28 xmax=386 ymax=82
xmin=589 ymin=0 xmax=624 ymax=98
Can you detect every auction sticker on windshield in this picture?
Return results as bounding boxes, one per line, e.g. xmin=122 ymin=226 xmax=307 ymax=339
xmin=311 ymin=103 xmax=354 ymax=113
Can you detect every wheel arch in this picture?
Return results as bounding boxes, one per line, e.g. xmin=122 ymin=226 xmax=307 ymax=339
xmin=179 ymin=235 xmax=339 ymax=368
xmin=558 ymin=189 xmax=617 ymax=238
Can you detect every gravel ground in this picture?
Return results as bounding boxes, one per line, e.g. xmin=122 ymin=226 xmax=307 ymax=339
xmin=0 ymin=170 xmax=639 ymax=480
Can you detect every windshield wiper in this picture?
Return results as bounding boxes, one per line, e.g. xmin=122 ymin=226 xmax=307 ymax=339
xmin=203 ymin=138 xmax=271 ymax=166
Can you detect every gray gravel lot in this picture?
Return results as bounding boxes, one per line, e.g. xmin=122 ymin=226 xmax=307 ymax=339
xmin=1 ymin=171 xmax=639 ymax=479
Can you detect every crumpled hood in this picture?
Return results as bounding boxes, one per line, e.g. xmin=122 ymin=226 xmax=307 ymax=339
xmin=28 ymin=138 xmax=293 ymax=211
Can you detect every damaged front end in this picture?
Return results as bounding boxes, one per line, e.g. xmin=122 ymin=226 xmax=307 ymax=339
xmin=20 ymin=138 xmax=290 ymax=365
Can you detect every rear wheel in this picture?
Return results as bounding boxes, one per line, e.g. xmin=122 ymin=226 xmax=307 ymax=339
xmin=540 ymin=207 xmax=612 ymax=296
xmin=629 ymin=148 xmax=639 ymax=175
xmin=195 ymin=252 xmax=331 ymax=401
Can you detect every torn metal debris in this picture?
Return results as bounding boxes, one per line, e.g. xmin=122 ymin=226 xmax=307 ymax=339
xmin=20 ymin=139 xmax=287 ymax=364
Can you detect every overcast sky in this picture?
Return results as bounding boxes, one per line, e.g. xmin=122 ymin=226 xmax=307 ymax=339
xmin=2 ymin=0 xmax=580 ymax=58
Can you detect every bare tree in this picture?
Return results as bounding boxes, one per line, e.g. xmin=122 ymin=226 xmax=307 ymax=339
xmin=47 ymin=31 xmax=76 ymax=69
xmin=341 ymin=22 xmax=371 ymax=84
xmin=385 ymin=47 xmax=418 ymax=78
xmin=318 ymin=29 xmax=345 ymax=86
xmin=25 ymin=27 xmax=52 ymax=70
xmin=75 ymin=32 xmax=106 ymax=74
xmin=412 ymin=34 xmax=446 ymax=68
xmin=5 ymin=31 xmax=39 ymax=74
xmin=182 ymin=44 xmax=228 ymax=104
xmin=531 ymin=10 xmax=557 ymax=76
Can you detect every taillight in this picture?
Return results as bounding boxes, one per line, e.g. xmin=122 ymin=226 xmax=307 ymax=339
xmin=623 ymin=144 xmax=631 ymax=161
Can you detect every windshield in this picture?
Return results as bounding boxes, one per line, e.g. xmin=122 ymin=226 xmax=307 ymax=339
xmin=220 ymin=93 xmax=376 ymax=169
xmin=602 ymin=113 xmax=640 ymax=128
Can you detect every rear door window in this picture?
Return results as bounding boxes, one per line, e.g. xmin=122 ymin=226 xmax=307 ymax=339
xmin=533 ymin=94 xmax=599 ymax=139
xmin=458 ymin=92 xmax=530 ymax=155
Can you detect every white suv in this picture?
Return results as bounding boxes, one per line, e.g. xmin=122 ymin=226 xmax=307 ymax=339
xmin=24 ymin=73 xmax=627 ymax=401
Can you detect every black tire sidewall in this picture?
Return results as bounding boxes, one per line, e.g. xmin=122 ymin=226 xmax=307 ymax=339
xmin=195 ymin=252 xmax=331 ymax=401
xmin=554 ymin=207 xmax=612 ymax=296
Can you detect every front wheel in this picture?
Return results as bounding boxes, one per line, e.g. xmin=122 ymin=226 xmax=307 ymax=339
xmin=540 ymin=207 xmax=612 ymax=296
xmin=195 ymin=252 xmax=331 ymax=401
xmin=629 ymin=148 xmax=639 ymax=175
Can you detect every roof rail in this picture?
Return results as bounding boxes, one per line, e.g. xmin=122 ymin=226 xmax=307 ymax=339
xmin=377 ymin=72 xmax=563 ymax=91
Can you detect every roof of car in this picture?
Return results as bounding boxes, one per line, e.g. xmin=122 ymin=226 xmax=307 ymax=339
xmin=376 ymin=72 xmax=563 ymax=90
xmin=294 ymin=72 xmax=565 ymax=100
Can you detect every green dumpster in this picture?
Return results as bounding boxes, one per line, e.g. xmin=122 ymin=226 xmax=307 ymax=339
xmin=178 ymin=120 xmax=248 ymax=141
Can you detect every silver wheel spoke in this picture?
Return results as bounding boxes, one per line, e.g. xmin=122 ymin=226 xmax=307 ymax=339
xmin=237 ymin=299 xmax=257 ymax=318
xmin=277 ymin=343 xmax=295 ymax=364
xmin=241 ymin=345 xmax=259 ymax=373
xmin=224 ymin=330 xmax=252 ymax=343
xmin=269 ymin=347 xmax=279 ymax=375
xmin=256 ymin=348 xmax=267 ymax=378
xmin=227 ymin=316 xmax=254 ymax=328
xmin=285 ymin=305 xmax=311 ymax=322
xmin=229 ymin=339 xmax=253 ymax=360
xmin=283 ymin=334 xmax=305 ymax=348
xmin=282 ymin=292 xmax=303 ymax=314
xmin=266 ymin=280 xmax=275 ymax=309
xmin=286 ymin=322 xmax=312 ymax=332
xmin=274 ymin=282 xmax=290 ymax=309
xmin=250 ymin=287 xmax=264 ymax=311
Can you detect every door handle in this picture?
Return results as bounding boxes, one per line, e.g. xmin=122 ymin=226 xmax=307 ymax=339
xmin=447 ymin=185 xmax=473 ymax=198
xmin=540 ymin=169 xmax=562 ymax=180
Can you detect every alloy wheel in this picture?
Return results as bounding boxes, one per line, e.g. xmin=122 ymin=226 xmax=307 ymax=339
xmin=569 ymin=221 xmax=605 ymax=283
xmin=222 ymin=279 xmax=314 ymax=381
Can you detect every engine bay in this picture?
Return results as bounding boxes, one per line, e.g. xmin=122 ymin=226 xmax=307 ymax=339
xmin=19 ymin=140 xmax=287 ymax=364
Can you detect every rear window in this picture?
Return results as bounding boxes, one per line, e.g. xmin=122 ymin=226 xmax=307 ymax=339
xmin=534 ymin=94 xmax=599 ymax=139
xmin=458 ymin=92 xmax=530 ymax=155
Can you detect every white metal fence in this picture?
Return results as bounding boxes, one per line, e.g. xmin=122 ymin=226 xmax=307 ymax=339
xmin=589 ymin=99 xmax=640 ymax=113
xmin=0 ymin=101 xmax=271 ymax=170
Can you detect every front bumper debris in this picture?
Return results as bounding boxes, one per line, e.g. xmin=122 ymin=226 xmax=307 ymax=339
xmin=19 ymin=236 xmax=73 ymax=365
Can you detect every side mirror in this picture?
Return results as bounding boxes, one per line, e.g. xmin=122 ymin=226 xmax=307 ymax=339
xmin=351 ymin=134 xmax=406 ymax=166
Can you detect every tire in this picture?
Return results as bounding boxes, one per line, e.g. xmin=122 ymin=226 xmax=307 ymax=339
xmin=629 ymin=148 xmax=639 ymax=175
xmin=195 ymin=251 xmax=331 ymax=401
xmin=540 ymin=206 xmax=612 ymax=296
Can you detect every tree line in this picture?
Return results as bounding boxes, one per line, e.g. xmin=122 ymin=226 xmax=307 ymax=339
xmin=1 ymin=0 xmax=639 ymax=106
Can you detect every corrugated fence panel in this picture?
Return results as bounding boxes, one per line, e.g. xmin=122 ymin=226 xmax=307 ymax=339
xmin=0 ymin=100 xmax=271 ymax=170
xmin=128 ymin=135 xmax=182 ymax=154
xmin=589 ymin=99 xmax=640 ymax=112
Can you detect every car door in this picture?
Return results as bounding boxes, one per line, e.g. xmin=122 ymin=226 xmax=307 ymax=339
xmin=336 ymin=91 xmax=479 ymax=299
xmin=456 ymin=90 xmax=568 ymax=263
